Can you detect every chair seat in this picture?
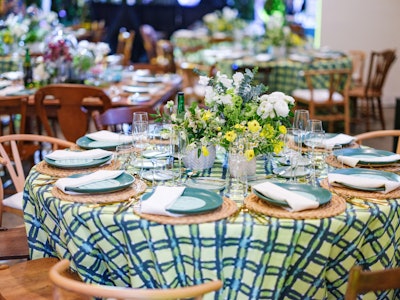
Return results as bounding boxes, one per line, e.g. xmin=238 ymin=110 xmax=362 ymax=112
xmin=348 ymin=85 xmax=381 ymax=98
xmin=3 ymin=191 xmax=23 ymax=210
xmin=292 ymin=89 xmax=344 ymax=102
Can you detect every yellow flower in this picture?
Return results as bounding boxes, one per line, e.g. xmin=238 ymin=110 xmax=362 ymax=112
xmin=202 ymin=111 xmax=212 ymax=121
xmin=201 ymin=145 xmax=209 ymax=156
xmin=273 ymin=140 xmax=284 ymax=154
xmin=244 ymin=149 xmax=255 ymax=161
xmin=247 ymin=120 xmax=261 ymax=133
xmin=260 ymin=124 xmax=275 ymax=139
xmin=234 ymin=123 xmax=245 ymax=131
xmin=279 ymin=125 xmax=287 ymax=134
xmin=225 ymin=131 xmax=237 ymax=142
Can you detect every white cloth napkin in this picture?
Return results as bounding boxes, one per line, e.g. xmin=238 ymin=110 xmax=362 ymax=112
xmin=46 ymin=149 xmax=113 ymax=161
xmin=55 ymin=170 xmax=124 ymax=195
xmin=140 ymin=186 xmax=185 ymax=217
xmin=337 ymin=153 xmax=400 ymax=167
xmin=323 ymin=134 xmax=355 ymax=148
xmin=252 ymin=182 xmax=319 ymax=212
xmin=86 ymin=130 xmax=132 ymax=144
xmin=328 ymin=173 xmax=400 ymax=193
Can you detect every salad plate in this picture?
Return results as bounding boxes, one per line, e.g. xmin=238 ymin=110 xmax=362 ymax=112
xmin=65 ymin=172 xmax=134 ymax=193
xmin=44 ymin=155 xmax=112 ymax=169
xmin=333 ymin=148 xmax=400 ymax=166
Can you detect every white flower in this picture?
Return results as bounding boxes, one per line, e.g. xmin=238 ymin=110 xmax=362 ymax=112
xmin=219 ymin=94 xmax=233 ymax=105
xmin=222 ymin=7 xmax=238 ymax=21
xmin=203 ymin=12 xmax=218 ymax=23
xmin=199 ymin=75 xmax=210 ymax=86
xmin=269 ymin=91 xmax=295 ymax=105
xmin=216 ymin=72 xmax=233 ymax=89
xmin=33 ymin=59 xmax=50 ymax=82
xmin=257 ymin=96 xmax=275 ymax=119
xmin=232 ymin=72 xmax=244 ymax=87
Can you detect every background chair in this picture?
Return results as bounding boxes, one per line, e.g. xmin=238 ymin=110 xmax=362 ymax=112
xmin=49 ymin=259 xmax=223 ymax=300
xmin=349 ymin=49 xmax=396 ymax=131
xmin=34 ymin=84 xmax=112 ymax=142
xmin=348 ymin=50 xmax=366 ymax=87
xmin=0 ymin=134 xmax=74 ymax=224
xmin=0 ymin=96 xmax=27 ymax=136
xmin=0 ymin=257 xmax=82 ymax=300
xmin=292 ymin=68 xmax=352 ymax=134
xmin=345 ymin=265 xmax=400 ymax=299
xmin=140 ymin=24 xmax=160 ymax=64
xmin=116 ymin=28 xmax=135 ymax=66
xmin=92 ymin=106 xmax=159 ymax=132
xmin=354 ymin=129 xmax=400 ymax=154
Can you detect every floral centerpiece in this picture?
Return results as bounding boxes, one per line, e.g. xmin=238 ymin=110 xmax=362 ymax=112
xmin=202 ymin=7 xmax=246 ymax=36
xmin=199 ymin=68 xmax=295 ymax=161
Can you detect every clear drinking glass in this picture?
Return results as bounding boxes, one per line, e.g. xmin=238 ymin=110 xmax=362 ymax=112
xmin=293 ymin=109 xmax=310 ymax=154
xmin=132 ymin=112 xmax=149 ymax=149
xmin=172 ymin=128 xmax=188 ymax=185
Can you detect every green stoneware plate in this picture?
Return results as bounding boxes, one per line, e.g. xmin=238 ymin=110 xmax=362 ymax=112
xmin=253 ymin=182 xmax=331 ymax=208
xmin=329 ymin=168 xmax=400 ymax=191
xmin=65 ymin=172 xmax=134 ymax=194
xmin=141 ymin=187 xmax=223 ymax=214
xmin=76 ymin=136 xmax=122 ymax=150
xmin=44 ymin=155 xmax=112 ymax=169
xmin=333 ymin=148 xmax=400 ymax=166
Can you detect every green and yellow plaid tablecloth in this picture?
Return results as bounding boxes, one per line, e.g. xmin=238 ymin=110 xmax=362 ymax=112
xmin=0 ymin=56 xmax=19 ymax=73
xmin=23 ymin=155 xmax=400 ymax=300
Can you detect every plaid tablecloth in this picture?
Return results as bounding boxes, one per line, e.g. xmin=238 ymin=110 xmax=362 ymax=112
xmin=0 ymin=56 xmax=19 ymax=73
xmin=23 ymin=155 xmax=400 ymax=300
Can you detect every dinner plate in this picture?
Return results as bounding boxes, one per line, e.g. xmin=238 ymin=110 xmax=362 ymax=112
xmin=1 ymin=71 xmax=23 ymax=81
xmin=141 ymin=187 xmax=223 ymax=214
xmin=185 ymin=177 xmax=226 ymax=191
xmin=6 ymin=88 xmax=36 ymax=96
xmin=122 ymin=85 xmax=152 ymax=93
xmin=329 ymin=168 xmax=400 ymax=191
xmin=65 ymin=172 xmax=134 ymax=194
xmin=135 ymin=75 xmax=164 ymax=83
xmin=141 ymin=170 xmax=176 ymax=181
xmin=253 ymin=182 xmax=331 ymax=207
xmin=44 ymin=155 xmax=112 ymax=169
xmin=76 ymin=136 xmax=122 ymax=150
xmin=277 ymin=156 xmax=310 ymax=167
xmin=273 ymin=166 xmax=310 ymax=178
xmin=135 ymin=158 xmax=168 ymax=169
xmin=128 ymin=94 xmax=151 ymax=102
xmin=0 ymin=80 xmax=11 ymax=89
xmin=142 ymin=149 xmax=171 ymax=159
xmin=333 ymin=148 xmax=400 ymax=165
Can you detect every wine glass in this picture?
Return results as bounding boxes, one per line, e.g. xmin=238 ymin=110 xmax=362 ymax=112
xmin=172 ymin=129 xmax=188 ymax=185
xmin=293 ymin=109 xmax=310 ymax=154
xmin=305 ymin=120 xmax=325 ymax=186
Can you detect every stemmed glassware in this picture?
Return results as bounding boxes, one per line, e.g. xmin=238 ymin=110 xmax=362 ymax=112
xmin=172 ymin=128 xmax=188 ymax=185
xmin=305 ymin=119 xmax=325 ymax=186
xmin=293 ymin=109 xmax=310 ymax=151
xmin=132 ymin=112 xmax=149 ymax=150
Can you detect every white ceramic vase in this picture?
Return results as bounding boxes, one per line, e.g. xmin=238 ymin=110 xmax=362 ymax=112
xmin=182 ymin=145 xmax=216 ymax=170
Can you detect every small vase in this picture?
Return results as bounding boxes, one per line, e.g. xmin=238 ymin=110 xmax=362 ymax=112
xmin=228 ymin=155 xmax=257 ymax=177
xmin=182 ymin=145 xmax=216 ymax=170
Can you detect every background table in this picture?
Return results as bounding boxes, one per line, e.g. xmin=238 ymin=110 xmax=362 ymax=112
xmin=23 ymin=155 xmax=400 ymax=299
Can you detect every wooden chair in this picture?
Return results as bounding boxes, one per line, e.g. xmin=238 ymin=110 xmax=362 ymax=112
xmin=49 ymin=259 xmax=223 ymax=300
xmin=349 ymin=49 xmax=396 ymax=131
xmin=116 ymin=29 xmax=135 ymax=66
xmin=292 ymin=68 xmax=352 ymax=134
xmin=0 ymin=134 xmax=74 ymax=224
xmin=344 ymin=265 xmax=400 ymax=299
xmin=140 ymin=24 xmax=159 ymax=64
xmin=0 ymin=96 xmax=27 ymax=136
xmin=90 ymin=20 xmax=106 ymax=43
xmin=0 ymin=258 xmax=83 ymax=300
xmin=34 ymin=84 xmax=112 ymax=142
xmin=92 ymin=106 xmax=159 ymax=132
xmin=354 ymin=130 xmax=400 ymax=154
xmin=348 ymin=50 xmax=366 ymax=87
xmin=0 ymin=174 xmax=29 ymax=261
xmin=155 ymin=39 xmax=176 ymax=73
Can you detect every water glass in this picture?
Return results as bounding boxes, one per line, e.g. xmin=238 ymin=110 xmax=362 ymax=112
xmin=132 ymin=112 xmax=149 ymax=149
xmin=116 ymin=144 xmax=136 ymax=171
xmin=172 ymin=129 xmax=188 ymax=185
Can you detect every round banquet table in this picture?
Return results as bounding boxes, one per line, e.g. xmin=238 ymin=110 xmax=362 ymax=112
xmin=179 ymin=47 xmax=352 ymax=95
xmin=23 ymin=154 xmax=400 ymax=300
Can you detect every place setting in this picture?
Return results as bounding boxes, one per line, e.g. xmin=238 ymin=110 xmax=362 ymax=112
xmin=76 ymin=130 xmax=135 ymax=150
xmin=326 ymin=147 xmax=400 ymax=172
xmin=36 ymin=148 xmax=120 ymax=177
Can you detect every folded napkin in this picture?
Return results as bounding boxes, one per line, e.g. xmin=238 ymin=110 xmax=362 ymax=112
xmin=328 ymin=173 xmax=400 ymax=193
xmin=46 ymin=149 xmax=113 ymax=161
xmin=337 ymin=153 xmax=400 ymax=167
xmin=55 ymin=170 xmax=123 ymax=195
xmin=140 ymin=186 xmax=185 ymax=217
xmin=323 ymin=134 xmax=355 ymax=148
xmin=86 ymin=130 xmax=132 ymax=144
xmin=252 ymin=182 xmax=319 ymax=212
